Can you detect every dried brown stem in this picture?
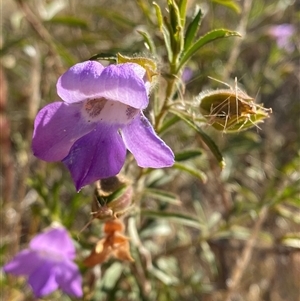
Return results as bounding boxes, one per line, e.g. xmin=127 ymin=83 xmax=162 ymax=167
xmin=224 ymin=206 xmax=269 ymax=301
xmin=223 ymin=0 xmax=254 ymax=80
xmin=16 ymin=0 xmax=64 ymax=74
xmin=11 ymin=45 xmax=42 ymax=254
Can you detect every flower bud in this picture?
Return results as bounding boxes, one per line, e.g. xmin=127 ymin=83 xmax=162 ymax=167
xmin=197 ymin=89 xmax=272 ymax=133
xmin=93 ymin=176 xmax=133 ymax=220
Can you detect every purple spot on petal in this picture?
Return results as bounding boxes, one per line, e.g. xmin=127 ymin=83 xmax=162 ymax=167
xmin=126 ymin=106 xmax=138 ymax=120
xmin=85 ymin=98 xmax=107 ymax=118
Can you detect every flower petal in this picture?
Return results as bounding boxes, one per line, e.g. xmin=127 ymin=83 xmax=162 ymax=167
xmin=57 ymin=61 xmax=105 ymax=103
xmin=57 ymin=61 xmax=148 ymax=109
xmin=28 ymin=260 xmax=58 ymax=298
xmin=122 ymin=113 xmax=174 ymax=168
xmin=93 ymin=63 xmax=148 ymax=109
xmin=32 ymin=102 xmax=96 ymax=161
xmin=30 ymin=228 xmax=76 ymax=260
xmin=62 ymin=123 xmax=126 ymax=191
xmin=3 ymin=250 xmax=42 ymax=276
xmin=56 ymin=260 xmax=83 ymax=297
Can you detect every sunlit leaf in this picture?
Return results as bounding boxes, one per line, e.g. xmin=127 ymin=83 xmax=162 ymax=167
xmin=184 ymin=8 xmax=203 ymax=51
xmin=137 ymin=30 xmax=156 ymax=54
xmin=46 ymin=16 xmax=88 ymax=29
xmin=173 ymin=162 xmax=207 ymax=183
xmin=144 ymin=188 xmax=181 ymax=205
xmin=142 ymin=209 xmax=201 ymax=229
xmin=153 ymin=2 xmax=173 ymax=62
xmin=178 ymin=29 xmax=241 ymax=71
xmin=175 ymin=149 xmax=202 ymax=161
xmin=170 ymin=109 xmax=225 ymax=167
xmin=157 ymin=115 xmax=180 ymax=134
xmin=212 ymin=0 xmax=242 ymax=14
xmin=281 ymin=233 xmax=300 ymax=248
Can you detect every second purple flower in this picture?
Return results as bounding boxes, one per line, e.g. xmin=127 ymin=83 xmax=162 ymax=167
xmin=32 ymin=61 xmax=174 ymax=190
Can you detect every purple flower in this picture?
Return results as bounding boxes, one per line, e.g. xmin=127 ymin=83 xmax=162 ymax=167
xmin=182 ymin=67 xmax=193 ymax=83
xmin=32 ymin=61 xmax=174 ymax=191
xmin=268 ymin=24 xmax=295 ymax=52
xmin=3 ymin=227 xmax=82 ymax=298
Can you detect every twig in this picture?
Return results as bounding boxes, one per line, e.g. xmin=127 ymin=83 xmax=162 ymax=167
xmin=16 ymin=0 xmax=64 ymax=74
xmin=12 ymin=44 xmax=42 ymax=254
xmin=223 ymin=0 xmax=254 ymax=80
xmin=224 ymin=205 xmax=269 ymax=301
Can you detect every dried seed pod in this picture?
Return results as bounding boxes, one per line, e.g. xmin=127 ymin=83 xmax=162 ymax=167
xmin=198 ymin=88 xmax=272 ymax=133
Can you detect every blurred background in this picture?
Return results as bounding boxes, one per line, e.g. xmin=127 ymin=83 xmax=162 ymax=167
xmin=1 ymin=0 xmax=299 ymax=300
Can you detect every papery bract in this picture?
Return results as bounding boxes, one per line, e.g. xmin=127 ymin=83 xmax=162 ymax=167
xmin=83 ymin=219 xmax=134 ymax=267
xmin=32 ymin=61 xmax=174 ymax=191
xmin=3 ymin=227 xmax=82 ymax=298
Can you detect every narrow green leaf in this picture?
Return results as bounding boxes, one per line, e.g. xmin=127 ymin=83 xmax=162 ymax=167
xmin=178 ymin=0 xmax=188 ymax=25
xmin=281 ymin=234 xmax=300 ymax=248
xmin=212 ymin=0 xmax=242 ymax=14
xmin=175 ymin=149 xmax=202 ymax=161
xmin=184 ymin=8 xmax=203 ymax=51
xmin=153 ymin=2 xmax=173 ymax=62
xmin=141 ymin=209 xmax=201 ymax=229
xmin=89 ymin=52 xmax=117 ymax=62
xmin=173 ymin=162 xmax=207 ymax=182
xmin=170 ymin=109 xmax=225 ymax=167
xmin=137 ymin=30 xmax=156 ymax=54
xmin=168 ymin=0 xmax=179 ymax=31
xmin=46 ymin=16 xmax=88 ymax=29
xmin=150 ymin=266 xmax=179 ymax=285
xmin=167 ymin=0 xmax=184 ymax=55
xmin=144 ymin=188 xmax=181 ymax=205
xmin=153 ymin=2 xmax=164 ymax=30
xmin=91 ymin=7 xmax=137 ymax=28
xmin=178 ymin=29 xmax=241 ymax=71
xmin=55 ymin=44 xmax=77 ymax=66
xmin=157 ymin=115 xmax=180 ymax=134
xmin=0 ymin=38 xmax=25 ymax=57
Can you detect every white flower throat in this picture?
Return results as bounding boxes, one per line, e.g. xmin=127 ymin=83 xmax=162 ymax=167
xmin=83 ymin=97 xmax=139 ymax=124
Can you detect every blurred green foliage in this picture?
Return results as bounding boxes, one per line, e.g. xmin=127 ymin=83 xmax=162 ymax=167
xmin=1 ymin=0 xmax=299 ymax=300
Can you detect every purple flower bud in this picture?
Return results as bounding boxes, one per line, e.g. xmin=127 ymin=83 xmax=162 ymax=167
xmin=3 ymin=227 xmax=82 ymax=298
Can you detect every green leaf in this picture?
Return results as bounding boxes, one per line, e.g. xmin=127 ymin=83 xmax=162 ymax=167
xmin=89 ymin=52 xmax=117 ymax=62
xmin=173 ymin=162 xmax=207 ymax=182
xmin=281 ymin=234 xmax=300 ymax=248
xmin=178 ymin=0 xmax=188 ymax=25
xmin=175 ymin=149 xmax=203 ymax=161
xmin=170 ymin=109 xmax=225 ymax=168
xmin=149 ymin=266 xmax=179 ymax=285
xmin=153 ymin=2 xmax=173 ymax=62
xmin=178 ymin=29 xmax=241 ymax=71
xmin=55 ymin=44 xmax=77 ymax=66
xmin=212 ymin=0 xmax=242 ymax=14
xmin=137 ymin=30 xmax=156 ymax=54
xmin=168 ymin=0 xmax=181 ymax=30
xmin=46 ymin=16 xmax=88 ymax=29
xmin=167 ymin=0 xmax=184 ymax=56
xmin=157 ymin=115 xmax=180 ymax=134
xmin=144 ymin=188 xmax=181 ymax=205
xmin=184 ymin=8 xmax=203 ymax=51
xmin=91 ymin=7 xmax=137 ymax=28
xmin=0 ymin=38 xmax=26 ymax=57
xmin=141 ymin=209 xmax=201 ymax=229
xmin=153 ymin=2 xmax=164 ymax=30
